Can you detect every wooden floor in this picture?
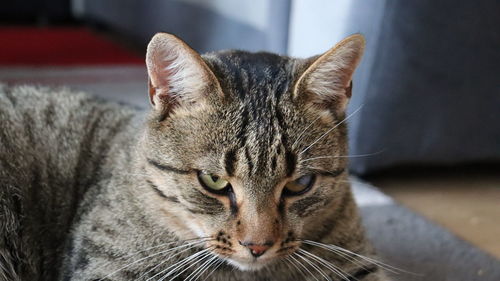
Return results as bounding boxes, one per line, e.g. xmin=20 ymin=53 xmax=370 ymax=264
xmin=370 ymin=167 xmax=500 ymax=259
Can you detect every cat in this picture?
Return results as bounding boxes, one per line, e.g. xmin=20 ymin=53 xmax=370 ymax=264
xmin=0 ymin=33 xmax=389 ymax=281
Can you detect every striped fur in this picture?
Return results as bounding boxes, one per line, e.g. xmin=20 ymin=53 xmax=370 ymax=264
xmin=0 ymin=33 xmax=388 ymax=280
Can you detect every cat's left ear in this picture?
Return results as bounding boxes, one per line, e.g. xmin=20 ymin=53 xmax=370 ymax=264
xmin=294 ymin=34 xmax=365 ymax=115
xmin=146 ymin=33 xmax=222 ymax=113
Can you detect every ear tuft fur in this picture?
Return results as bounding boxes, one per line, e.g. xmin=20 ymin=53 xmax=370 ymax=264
xmin=295 ymin=34 xmax=365 ymax=115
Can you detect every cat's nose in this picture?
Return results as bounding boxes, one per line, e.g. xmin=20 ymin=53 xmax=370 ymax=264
xmin=239 ymin=241 xmax=274 ymax=257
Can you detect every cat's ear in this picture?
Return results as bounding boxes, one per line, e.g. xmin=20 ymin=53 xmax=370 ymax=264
xmin=146 ymin=33 xmax=221 ymax=112
xmin=294 ymin=34 xmax=365 ymax=115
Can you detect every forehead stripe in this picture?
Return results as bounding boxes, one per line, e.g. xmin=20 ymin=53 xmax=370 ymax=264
xmin=147 ymin=159 xmax=191 ymax=174
xmin=244 ymin=146 xmax=254 ymax=176
xmin=285 ymin=151 xmax=297 ymax=177
xmin=146 ymin=179 xmax=168 ymax=198
xmin=224 ymin=148 xmax=238 ymax=176
xmin=236 ymin=108 xmax=249 ymax=147
xmin=146 ymin=180 xmax=180 ymax=203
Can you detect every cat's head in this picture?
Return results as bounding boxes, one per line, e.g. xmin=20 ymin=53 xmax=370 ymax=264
xmin=139 ymin=33 xmax=364 ymax=270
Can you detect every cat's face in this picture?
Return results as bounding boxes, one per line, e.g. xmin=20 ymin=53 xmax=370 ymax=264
xmin=140 ymin=33 xmax=364 ymax=270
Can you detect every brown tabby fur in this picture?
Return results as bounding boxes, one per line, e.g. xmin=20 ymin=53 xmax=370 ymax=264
xmin=0 ymin=33 xmax=388 ymax=280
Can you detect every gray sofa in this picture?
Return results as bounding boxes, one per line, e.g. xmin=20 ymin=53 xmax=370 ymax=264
xmin=343 ymin=0 xmax=500 ymax=175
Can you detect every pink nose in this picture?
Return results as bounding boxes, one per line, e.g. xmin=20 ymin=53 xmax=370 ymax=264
xmin=239 ymin=241 xmax=274 ymax=257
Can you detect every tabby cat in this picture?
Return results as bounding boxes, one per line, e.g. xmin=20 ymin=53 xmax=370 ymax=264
xmin=0 ymin=33 xmax=389 ymax=281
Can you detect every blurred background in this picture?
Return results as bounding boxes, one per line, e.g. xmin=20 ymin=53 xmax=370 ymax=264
xmin=1 ymin=0 xmax=499 ymax=280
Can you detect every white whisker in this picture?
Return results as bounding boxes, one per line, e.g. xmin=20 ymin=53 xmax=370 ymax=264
xmin=134 ymin=243 xmax=202 ymax=281
xmin=302 ymin=240 xmax=413 ymax=275
xmin=299 ymin=150 xmax=385 ymax=163
xmin=292 ymin=115 xmax=323 ymax=149
xmin=303 ymin=240 xmax=380 ymax=269
xmin=98 ymin=239 xmax=209 ymax=281
xmin=147 ymin=248 xmax=211 ymax=281
xmin=290 ymin=254 xmax=320 ymax=281
xmin=298 ymin=249 xmax=350 ymax=281
xmin=329 ymin=245 xmax=402 ymax=274
xmin=163 ymin=250 xmax=213 ymax=281
xmin=186 ymin=254 xmax=218 ymax=281
xmin=196 ymin=257 xmax=220 ymax=281
xmin=95 ymin=241 xmax=176 ymax=273
xmin=301 ymin=240 xmax=370 ymax=270
xmin=300 ymin=105 xmax=363 ymax=156
xmin=201 ymin=259 xmax=224 ymax=281
xmin=295 ymin=252 xmax=332 ymax=281
xmin=284 ymin=256 xmax=309 ymax=280
xmin=300 ymin=166 xmax=347 ymax=177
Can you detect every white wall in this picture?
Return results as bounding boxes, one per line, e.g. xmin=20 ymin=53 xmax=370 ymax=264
xmin=288 ymin=0 xmax=354 ymax=57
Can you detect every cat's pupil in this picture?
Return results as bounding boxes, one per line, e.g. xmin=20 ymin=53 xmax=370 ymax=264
xmin=211 ymin=175 xmax=219 ymax=182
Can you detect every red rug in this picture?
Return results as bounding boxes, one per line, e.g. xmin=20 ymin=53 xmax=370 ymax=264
xmin=0 ymin=27 xmax=144 ymax=66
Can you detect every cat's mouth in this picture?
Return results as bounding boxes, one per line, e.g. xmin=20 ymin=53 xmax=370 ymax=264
xmin=225 ymin=256 xmax=277 ymax=271
xmin=207 ymin=239 xmax=300 ymax=271
xmin=221 ymin=248 xmax=299 ymax=272
xmin=208 ymin=247 xmax=275 ymax=271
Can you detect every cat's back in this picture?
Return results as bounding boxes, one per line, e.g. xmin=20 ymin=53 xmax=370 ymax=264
xmin=0 ymin=84 xmax=138 ymax=281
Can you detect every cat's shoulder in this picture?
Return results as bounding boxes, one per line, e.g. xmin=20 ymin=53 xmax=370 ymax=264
xmin=1 ymin=84 xmax=106 ymax=109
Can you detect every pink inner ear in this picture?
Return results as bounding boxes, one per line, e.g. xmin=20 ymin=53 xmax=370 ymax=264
xmin=150 ymin=48 xmax=175 ymax=89
xmin=148 ymin=48 xmax=177 ymax=106
xmin=148 ymin=78 xmax=171 ymax=106
xmin=146 ymin=33 xmax=223 ymax=111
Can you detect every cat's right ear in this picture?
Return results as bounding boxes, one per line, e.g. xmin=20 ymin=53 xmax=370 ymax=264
xmin=146 ymin=33 xmax=221 ymax=113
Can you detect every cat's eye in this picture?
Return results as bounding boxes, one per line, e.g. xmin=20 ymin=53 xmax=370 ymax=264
xmin=198 ymin=172 xmax=230 ymax=193
xmin=283 ymin=175 xmax=316 ymax=196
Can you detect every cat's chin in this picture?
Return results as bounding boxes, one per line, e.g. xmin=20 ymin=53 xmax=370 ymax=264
xmin=226 ymin=257 xmax=275 ymax=272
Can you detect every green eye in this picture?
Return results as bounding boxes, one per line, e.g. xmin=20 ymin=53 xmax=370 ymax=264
xmin=283 ymin=175 xmax=316 ymax=196
xmin=198 ymin=172 xmax=230 ymax=193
